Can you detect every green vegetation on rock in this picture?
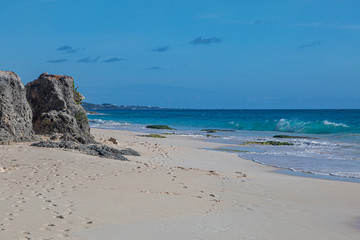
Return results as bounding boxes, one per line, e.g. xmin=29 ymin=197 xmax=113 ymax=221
xmin=141 ymin=134 xmax=166 ymax=138
xmin=146 ymin=125 xmax=175 ymax=130
xmin=206 ymin=134 xmax=220 ymax=138
xmin=273 ymin=135 xmax=315 ymax=139
xmin=75 ymin=110 xmax=88 ymax=124
xmin=201 ymin=129 xmax=235 ymax=133
xmin=203 ymin=129 xmax=217 ymax=133
xmin=243 ymin=141 xmax=294 ymax=146
xmin=72 ymin=81 xmax=84 ymax=105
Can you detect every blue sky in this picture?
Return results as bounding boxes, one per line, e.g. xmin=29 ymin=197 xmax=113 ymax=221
xmin=1 ymin=0 xmax=359 ymax=109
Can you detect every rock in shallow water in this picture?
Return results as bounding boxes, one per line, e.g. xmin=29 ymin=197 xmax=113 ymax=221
xmin=26 ymin=73 xmax=95 ymax=144
xmin=31 ymin=141 xmax=140 ymax=160
xmin=0 ymin=71 xmax=36 ymax=144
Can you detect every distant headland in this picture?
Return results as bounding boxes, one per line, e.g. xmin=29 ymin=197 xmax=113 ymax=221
xmin=82 ymin=102 xmax=177 ymax=111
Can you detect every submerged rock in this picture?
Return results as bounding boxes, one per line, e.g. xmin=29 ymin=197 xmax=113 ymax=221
xmin=201 ymin=129 xmax=235 ymax=133
xmin=273 ymin=135 xmax=316 ymax=139
xmin=243 ymin=141 xmax=294 ymax=146
xmin=26 ymin=73 xmax=95 ymax=144
xmin=140 ymin=134 xmax=166 ymax=138
xmin=146 ymin=125 xmax=175 ymax=130
xmin=0 ymin=71 xmax=36 ymax=144
xmin=31 ymin=141 xmax=140 ymax=160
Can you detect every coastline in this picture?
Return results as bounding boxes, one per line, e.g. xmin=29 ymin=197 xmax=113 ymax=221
xmin=1 ymin=128 xmax=359 ymax=239
xmin=88 ymin=109 xmax=360 ymax=181
xmin=274 ymin=169 xmax=360 ymax=183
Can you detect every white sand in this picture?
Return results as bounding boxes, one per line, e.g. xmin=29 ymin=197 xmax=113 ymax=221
xmin=0 ymin=128 xmax=359 ymax=240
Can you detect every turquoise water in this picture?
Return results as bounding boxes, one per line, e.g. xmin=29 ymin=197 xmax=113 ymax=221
xmin=88 ymin=109 xmax=360 ymax=180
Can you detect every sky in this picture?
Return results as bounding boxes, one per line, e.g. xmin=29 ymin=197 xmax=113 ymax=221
xmin=1 ymin=0 xmax=359 ymax=109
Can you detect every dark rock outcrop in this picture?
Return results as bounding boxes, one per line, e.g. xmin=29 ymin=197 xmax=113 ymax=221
xmin=118 ymin=148 xmax=141 ymax=156
xmin=26 ymin=73 xmax=95 ymax=144
xmin=1 ymin=71 xmax=141 ymax=161
xmin=146 ymin=125 xmax=175 ymax=130
xmin=0 ymin=71 xmax=36 ymax=144
xmin=31 ymin=141 xmax=140 ymax=160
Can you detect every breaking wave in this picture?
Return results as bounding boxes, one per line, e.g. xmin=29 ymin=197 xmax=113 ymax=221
xmin=229 ymin=119 xmax=352 ymax=134
xmin=275 ymin=119 xmax=349 ymax=134
xmin=89 ymin=119 xmax=129 ymax=128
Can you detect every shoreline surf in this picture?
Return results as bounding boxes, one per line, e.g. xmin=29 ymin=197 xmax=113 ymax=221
xmin=87 ymin=109 xmax=360 ymax=182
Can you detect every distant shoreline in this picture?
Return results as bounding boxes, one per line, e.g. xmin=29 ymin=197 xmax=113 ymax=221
xmin=82 ymin=102 xmax=179 ymax=111
xmin=83 ymin=102 xmax=360 ymax=111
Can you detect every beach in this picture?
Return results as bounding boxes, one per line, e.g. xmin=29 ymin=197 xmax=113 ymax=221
xmin=1 ymin=128 xmax=359 ymax=240
xmin=2 ymin=0 xmax=360 ymax=239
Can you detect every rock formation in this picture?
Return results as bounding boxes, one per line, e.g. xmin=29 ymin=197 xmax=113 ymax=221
xmin=31 ymin=141 xmax=140 ymax=161
xmin=26 ymin=73 xmax=95 ymax=144
xmin=0 ymin=71 xmax=36 ymax=144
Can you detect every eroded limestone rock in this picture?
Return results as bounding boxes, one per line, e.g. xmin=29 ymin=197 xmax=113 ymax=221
xmin=0 ymin=71 xmax=36 ymax=144
xmin=26 ymin=73 xmax=95 ymax=144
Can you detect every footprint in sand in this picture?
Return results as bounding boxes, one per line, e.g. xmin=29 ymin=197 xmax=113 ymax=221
xmin=56 ymin=233 xmax=70 ymax=238
xmin=54 ymin=215 xmax=65 ymax=219
xmin=19 ymin=237 xmax=31 ymax=240
xmin=39 ymin=226 xmax=51 ymax=231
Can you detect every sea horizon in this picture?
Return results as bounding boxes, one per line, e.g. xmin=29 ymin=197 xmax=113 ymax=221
xmin=83 ymin=102 xmax=360 ymax=110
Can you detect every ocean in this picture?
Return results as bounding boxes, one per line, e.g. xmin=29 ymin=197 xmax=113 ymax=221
xmin=88 ymin=109 xmax=360 ymax=180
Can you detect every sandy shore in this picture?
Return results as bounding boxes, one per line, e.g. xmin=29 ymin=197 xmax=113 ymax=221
xmin=1 ymin=128 xmax=359 ymax=240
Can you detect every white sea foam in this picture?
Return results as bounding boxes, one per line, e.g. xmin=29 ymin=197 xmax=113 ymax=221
xmin=330 ymin=172 xmax=360 ymax=179
xmin=89 ymin=119 xmax=129 ymax=128
xmin=275 ymin=119 xmax=308 ymax=132
xmin=87 ymin=113 xmax=107 ymax=116
xmin=275 ymin=118 xmax=350 ymax=134
xmin=323 ymin=120 xmax=349 ymax=128
xmin=237 ymin=136 xmax=360 ymax=180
